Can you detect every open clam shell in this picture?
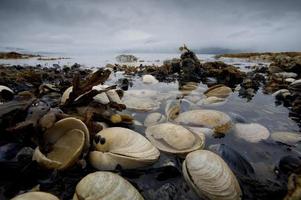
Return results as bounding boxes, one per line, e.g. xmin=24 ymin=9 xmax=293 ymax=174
xmin=11 ymin=192 xmax=59 ymax=200
xmin=175 ymin=109 xmax=232 ymax=134
xmin=33 ymin=117 xmax=89 ymax=170
xmin=73 ymin=172 xmax=144 ymax=200
xmin=89 ymin=127 xmax=160 ymax=170
xmin=145 ymin=123 xmax=205 ymax=155
xmin=234 ymin=123 xmax=270 ymax=143
xmin=183 ymin=150 xmax=242 ymax=200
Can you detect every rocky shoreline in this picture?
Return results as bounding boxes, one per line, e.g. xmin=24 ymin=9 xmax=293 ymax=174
xmin=1 ymin=48 xmax=301 ymax=200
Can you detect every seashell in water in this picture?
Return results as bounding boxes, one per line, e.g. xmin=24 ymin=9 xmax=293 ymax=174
xmin=183 ymin=150 xmax=242 ymax=200
xmin=234 ymin=123 xmax=270 ymax=143
xmin=271 ymin=132 xmax=301 ymax=145
xmin=144 ymin=112 xmax=166 ymax=127
xmin=165 ymin=99 xmax=194 ymax=120
xmin=106 ymin=89 xmax=123 ymax=104
xmin=89 ymin=127 xmax=160 ymax=170
xmin=145 ymin=123 xmax=205 ymax=155
xmin=197 ymin=96 xmax=227 ymax=106
xmin=175 ymin=109 xmax=232 ymax=134
xmin=73 ymin=171 xmax=143 ymax=200
xmin=204 ymin=84 xmax=232 ymax=98
xmin=209 ymin=144 xmax=255 ymax=177
xmin=33 ymin=117 xmax=89 ymax=170
xmin=124 ymin=89 xmax=158 ymax=98
xmin=142 ymin=74 xmax=158 ymax=84
xmin=123 ymin=97 xmax=160 ymax=112
xmin=11 ymin=192 xmax=59 ymax=200
xmin=93 ymin=92 xmax=110 ymax=104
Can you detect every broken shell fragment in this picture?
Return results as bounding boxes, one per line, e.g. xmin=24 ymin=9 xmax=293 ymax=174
xmin=73 ymin=172 xmax=144 ymax=200
xmin=11 ymin=192 xmax=59 ymax=200
xmin=89 ymin=127 xmax=160 ymax=170
xmin=145 ymin=123 xmax=205 ymax=155
xmin=175 ymin=110 xmax=232 ymax=134
xmin=183 ymin=150 xmax=242 ymax=200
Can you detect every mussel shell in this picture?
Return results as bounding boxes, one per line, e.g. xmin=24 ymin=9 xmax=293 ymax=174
xmin=183 ymin=150 xmax=242 ymax=200
xmin=73 ymin=172 xmax=144 ymax=200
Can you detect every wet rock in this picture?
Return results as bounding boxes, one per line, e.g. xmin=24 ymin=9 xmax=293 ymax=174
xmin=116 ymin=54 xmax=138 ymax=63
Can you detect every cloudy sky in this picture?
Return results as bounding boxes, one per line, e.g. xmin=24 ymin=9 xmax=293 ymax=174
xmin=0 ymin=0 xmax=301 ymax=53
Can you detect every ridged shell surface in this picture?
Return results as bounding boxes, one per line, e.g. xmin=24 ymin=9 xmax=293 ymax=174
xmin=90 ymin=127 xmax=160 ymax=170
xmin=183 ymin=150 xmax=242 ymax=200
xmin=73 ymin=172 xmax=144 ymax=200
xmin=175 ymin=110 xmax=232 ymax=134
xmin=145 ymin=123 xmax=205 ymax=155
xmin=11 ymin=192 xmax=59 ymax=200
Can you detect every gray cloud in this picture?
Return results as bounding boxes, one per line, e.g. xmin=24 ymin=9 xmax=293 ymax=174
xmin=0 ymin=0 xmax=300 ymax=53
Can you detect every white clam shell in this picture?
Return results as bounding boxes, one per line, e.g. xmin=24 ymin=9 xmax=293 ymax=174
xmin=183 ymin=150 xmax=242 ymax=200
xmin=73 ymin=172 xmax=143 ymax=200
xmin=0 ymin=85 xmax=14 ymax=94
xmin=106 ymin=90 xmax=123 ymax=104
xmin=60 ymin=86 xmax=73 ymax=105
xmin=197 ymin=96 xmax=227 ymax=106
xmin=89 ymin=127 xmax=160 ymax=170
xmin=142 ymin=75 xmax=158 ymax=84
xmin=124 ymin=89 xmax=158 ymax=98
xmin=123 ymin=97 xmax=160 ymax=112
xmin=144 ymin=112 xmax=166 ymax=127
xmin=145 ymin=123 xmax=205 ymax=155
xmin=234 ymin=123 xmax=270 ymax=143
xmin=93 ymin=92 xmax=110 ymax=104
xmin=271 ymin=132 xmax=301 ymax=145
xmin=11 ymin=192 xmax=59 ymax=200
xmin=33 ymin=117 xmax=89 ymax=170
xmin=175 ymin=110 xmax=232 ymax=134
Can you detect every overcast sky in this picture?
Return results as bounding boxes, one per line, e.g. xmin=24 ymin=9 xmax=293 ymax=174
xmin=0 ymin=0 xmax=301 ymax=53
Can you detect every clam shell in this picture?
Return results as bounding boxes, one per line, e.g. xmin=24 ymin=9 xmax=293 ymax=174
xmin=144 ymin=112 xmax=166 ymax=127
xmin=0 ymin=85 xmax=14 ymax=94
xmin=183 ymin=150 xmax=242 ymax=200
xmin=197 ymin=96 xmax=227 ymax=106
xmin=271 ymin=132 xmax=301 ymax=145
xmin=204 ymin=84 xmax=232 ymax=98
xmin=145 ymin=123 xmax=205 ymax=155
xmin=11 ymin=192 xmax=59 ymax=200
xmin=33 ymin=129 xmax=85 ymax=170
xmin=106 ymin=89 xmax=123 ymax=104
xmin=73 ymin=172 xmax=143 ymax=200
xmin=123 ymin=97 xmax=160 ymax=112
xmin=93 ymin=92 xmax=110 ymax=104
xmin=142 ymin=74 xmax=158 ymax=84
xmin=175 ymin=110 xmax=232 ymax=134
xmin=90 ymin=127 xmax=160 ymax=170
xmin=234 ymin=123 xmax=270 ymax=143
xmin=60 ymin=86 xmax=73 ymax=105
xmin=124 ymin=89 xmax=158 ymax=98
xmin=44 ymin=117 xmax=90 ymax=152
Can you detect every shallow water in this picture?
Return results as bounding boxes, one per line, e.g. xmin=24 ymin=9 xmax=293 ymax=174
xmin=0 ymin=55 xmax=299 ymax=199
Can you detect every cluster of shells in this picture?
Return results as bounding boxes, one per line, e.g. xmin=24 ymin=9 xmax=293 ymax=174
xmin=7 ymin=79 xmax=301 ymax=200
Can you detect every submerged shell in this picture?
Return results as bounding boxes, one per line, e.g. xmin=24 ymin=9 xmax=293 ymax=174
xmin=73 ymin=172 xmax=143 ymax=200
xmin=144 ymin=112 xmax=166 ymax=127
xmin=11 ymin=192 xmax=59 ymax=200
xmin=123 ymin=97 xmax=160 ymax=112
xmin=33 ymin=117 xmax=89 ymax=170
xmin=197 ymin=96 xmax=227 ymax=106
xmin=209 ymin=144 xmax=255 ymax=177
xmin=175 ymin=109 xmax=232 ymax=134
xmin=124 ymin=89 xmax=158 ymax=98
xmin=271 ymin=132 xmax=301 ymax=145
xmin=204 ymin=84 xmax=232 ymax=98
xmin=183 ymin=150 xmax=242 ymax=200
xmin=142 ymin=75 xmax=159 ymax=84
xmin=145 ymin=123 xmax=205 ymax=155
xmin=234 ymin=123 xmax=270 ymax=143
xmin=165 ymin=99 xmax=195 ymax=120
xmin=89 ymin=127 xmax=160 ymax=170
